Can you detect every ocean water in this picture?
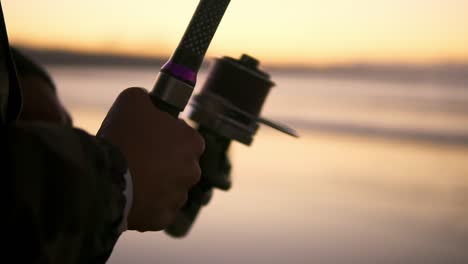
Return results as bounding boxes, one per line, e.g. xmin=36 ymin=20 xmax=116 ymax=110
xmin=47 ymin=65 xmax=468 ymax=264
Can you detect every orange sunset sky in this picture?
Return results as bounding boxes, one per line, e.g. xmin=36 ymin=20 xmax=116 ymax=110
xmin=2 ymin=0 xmax=468 ymax=66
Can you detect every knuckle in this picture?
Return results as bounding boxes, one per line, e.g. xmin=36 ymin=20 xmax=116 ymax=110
xmin=177 ymin=122 xmax=205 ymax=156
xmin=187 ymin=130 xmax=205 ymax=156
xmin=190 ymin=162 xmax=202 ymax=185
xmin=193 ymin=133 xmax=206 ymax=155
xmin=118 ymin=87 xmax=148 ymax=102
xmin=176 ymin=192 xmax=189 ymax=208
xmin=158 ymin=211 xmax=176 ymax=229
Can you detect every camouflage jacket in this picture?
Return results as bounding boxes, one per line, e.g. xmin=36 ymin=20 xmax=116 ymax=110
xmin=1 ymin=2 xmax=128 ymax=263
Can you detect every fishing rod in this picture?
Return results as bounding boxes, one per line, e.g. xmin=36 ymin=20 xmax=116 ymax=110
xmin=149 ymin=0 xmax=232 ymax=236
xmin=150 ymin=0 xmax=298 ymax=237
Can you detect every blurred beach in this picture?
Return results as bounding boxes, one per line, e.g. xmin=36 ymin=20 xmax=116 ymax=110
xmin=4 ymin=0 xmax=468 ymax=262
xmin=44 ymin=64 xmax=468 ymax=264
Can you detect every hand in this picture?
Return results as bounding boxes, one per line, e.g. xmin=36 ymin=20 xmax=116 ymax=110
xmin=98 ymin=87 xmax=205 ymax=232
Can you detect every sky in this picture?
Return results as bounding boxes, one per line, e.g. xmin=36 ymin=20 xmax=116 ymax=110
xmin=2 ymin=0 xmax=468 ymax=66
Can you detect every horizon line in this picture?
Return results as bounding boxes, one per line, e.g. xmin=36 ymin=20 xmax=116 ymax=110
xmin=13 ymin=43 xmax=468 ymax=69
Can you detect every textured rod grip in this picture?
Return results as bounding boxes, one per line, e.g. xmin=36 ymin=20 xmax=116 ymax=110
xmin=171 ymin=0 xmax=231 ymax=71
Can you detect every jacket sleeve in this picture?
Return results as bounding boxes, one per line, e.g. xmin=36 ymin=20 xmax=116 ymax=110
xmin=2 ymin=122 xmax=128 ymax=264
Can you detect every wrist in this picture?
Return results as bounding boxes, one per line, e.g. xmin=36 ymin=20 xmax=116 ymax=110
xmin=119 ymin=169 xmax=134 ymax=233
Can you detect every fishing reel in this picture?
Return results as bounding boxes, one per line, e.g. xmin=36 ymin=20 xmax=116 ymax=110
xmin=164 ymin=54 xmax=298 ymax=237
xmin=148 ymin=0 xmax=296 ymax=237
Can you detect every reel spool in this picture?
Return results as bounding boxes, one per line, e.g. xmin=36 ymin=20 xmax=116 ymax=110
xmin=191 ymin=54 xmax=298 ymax=144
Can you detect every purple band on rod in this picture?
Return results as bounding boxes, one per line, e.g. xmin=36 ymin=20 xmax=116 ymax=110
xmin=162 ymin=61 xmax=197 ymax=84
